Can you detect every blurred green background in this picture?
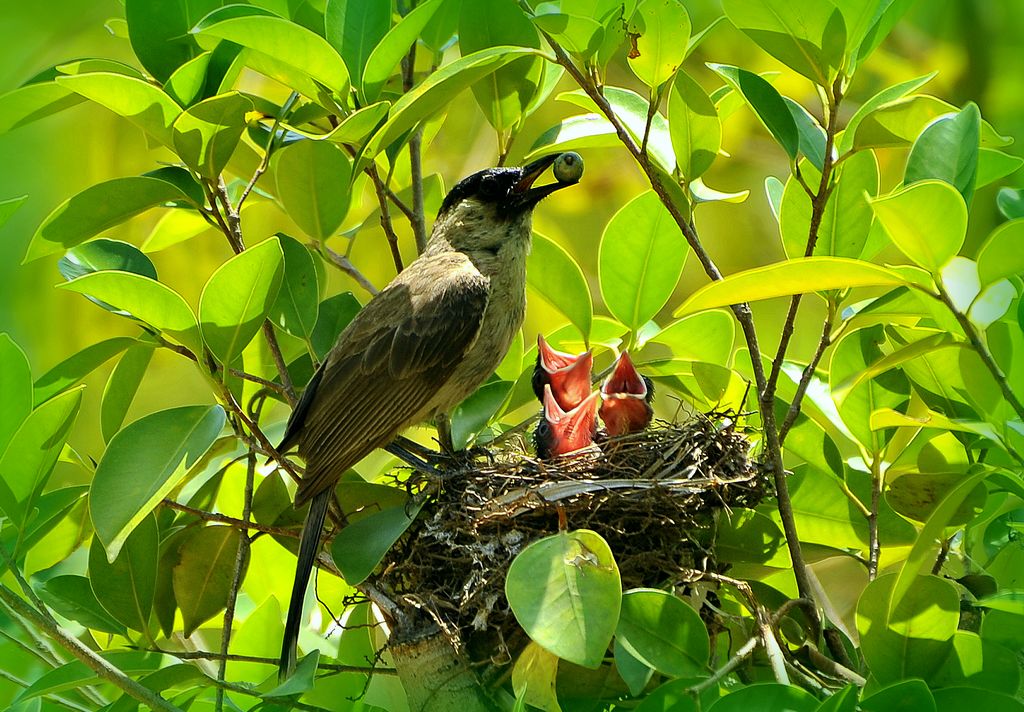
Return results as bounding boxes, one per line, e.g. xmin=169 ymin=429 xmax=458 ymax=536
xmin=1 ymin=0 xmax=1022 ymax=466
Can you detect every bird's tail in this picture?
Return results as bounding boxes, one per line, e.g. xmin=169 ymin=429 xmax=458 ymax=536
xmin=279 ymin=489 xmax=330 ymax=681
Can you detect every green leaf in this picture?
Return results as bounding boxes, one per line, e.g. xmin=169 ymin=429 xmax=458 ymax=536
xmin=0 ymin=388 xmax=83 ymax=528
xmin=33 ymin=337 xmax=136 ymax=404
xmin=815 ymin=684 xmax=858 ymax=712
xmin=905 ymin=103 xmax=981 ymax=205
xmin=320 ymin=100 xmax=391 ymax=147
xmin=270 ymin=234 xmax=320 ymax=342
xmin=890 ymin=468 xmax=990 ymax=613
xmin=856 ymin=573 xmax=959 ymax=685
xmin=997 ymin=188 xmax=1024 ymax=220
xmin=690 ymin=177 xmax=749 ymax=204
xmin=60 ymin=272 xmax=202 ymax=354
xmin=708 ymin=684 xmax=817 ymax=712
xmin=172 ymin=525 xmax=245 ymax=636
xmin=58 ymin=239 xmax=158 ymax=287
xmin=266 ymin=651 xmax=321 ymax=698
xmin=55 ymin=72 xmax=182 ymax=147
xmin=88 ymin=514 xmax=159 ymax=631
xmin=528 ymin=232 xmax=593 ymax=340
xmin=0 ymin=334 xmax=32 ymax=456
xmin=14 ymin=652 xmax=162 ymax=702
xmin=459 ymin=0 xmax=543 ymax=134
xmin=25 ymin=176 xmax=192 ymax=262
xmin=931 ymin=630 xmax=1021 ymax=694
xmin=599 ymin=191 xmax=686 ymax=334
xmin=311 ymin=292 xmax=362 ymax=361
xmin=331 ymin=487 xmax=422 ymax=586
xmin=860 ymin=680 xmax=935 ymax=712
xmin=525 ymin=113 xmax=618 ymax=160
xmin=668 ymin=71 xmax=721 ymax=179
xmin=451 ymin=380 xmax=513 ymax=449
xmin=853 ymin=94 xmax=1009 ymax=151
xmin=125 ymin=0 xmax=222 ymax=82
xmin=975 ymin=591 xmax=1024 ymax=616
xmin=784 ymin=98 xmax=827 ymax=171
xmin=199 ymin=237 xmax=285 ymax=365
xmin=531 ymin=10 xmax=603 ymax=58
xmin=511 ymin=642 xmax=561 ymax=712
xmin=615 ymin=588 xmax=709 ymax=677
xmin=708 ymin=64 xmax=799 ymax=159
xmin=275 ymin=140 xmax=353 ymax=240
xmin=721 ymin=0 xmax=845 ymax=86
xmin=325 ymin=0 xmax=391 ymax=90
xmin=870 ymin=180 xmax=968 ymax=272
xmin=886 ymin=472 xmax=986 ymax=525
xmin=101 ymin=344 xmax=155 ymax=442
xmin=0 ymin=194 xmax=26 ymax=232
xmin=715 ymin=509 xmax=790 ymax=566
xmin=977 ymin=220 xmax=1024 ymax=286
xmin=361 ymin=46 xmax=539 ymax=169
xmin=933 ymin=688 xmax=1024 ymax=712
xmin=361 ymin=0 xmax=445 ymax=103
xmin=558 ymin=87 xmax=674 ymax=172
xmin=651 ymin=311 xmax=734 ymax=364
xmin=675 ymin=258 xmax=908 ymax=317
xmin=839 ymin=72 xmax=937 ymax=153
xmin=192 ymin=14 xmax=350 ymax=93
xmin=506 ymin=529 xmax=621 ymax=669
xmin=854 ymin=0 xmax=914 ymax=66
xmin=0 ymin=81 xmax=85 ymax=134
xmin=626 ymin=0 xmax=690 ymax=89
xmin=977 ymin=148 xmax=1024 ymax=189
xmin=36 ymin=575 xmax=127 ymax=635
xmin=172 ymin=92 xmax=253 ymax=178
xmin=90 ymin=405 xmax=226 ymax=559
xmin=614 ymin=640 xmax=654 ymax=697
xmin=164 ymin=51 xmax=214 ymax=107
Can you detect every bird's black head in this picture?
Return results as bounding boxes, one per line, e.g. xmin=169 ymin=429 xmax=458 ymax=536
xmin=439 ymin=152 xmax=582 ymax=219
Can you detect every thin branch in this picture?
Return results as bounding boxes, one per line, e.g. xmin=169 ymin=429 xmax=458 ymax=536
xmin=687 ymin=635 xmax=759 ymax=695
xmin=160 ymin=499 xmax=298 ymax=538
xmin=867 ymin=455 xmax=882 ymax=580
xmin=261 ymin=321 xmax=298 ymax=407
xmin=366 ymin=164 xmax=405 ymax=273
xmin=385 ymin=186 xmax=418 ymax=223
xmin=228 ymin=368 xmax=289 ymax=397
xmin=320 ymin=244 xmax=380 ymax=296
xmin=152 ymin=649 xmax=395 ymax=674
xmin=239 ymin=92 xmax=299 ymax=211
xmin=0 ymin=584 xmax=182 ymax=712
xmin=401 ymin=28 xmax=429 ymax=254
xmin=778 ymin=303 xmax=835 ymax=444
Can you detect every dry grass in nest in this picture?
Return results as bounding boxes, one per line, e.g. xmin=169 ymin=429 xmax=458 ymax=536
xmin=372 ymin=411 xmax=769 ymax=668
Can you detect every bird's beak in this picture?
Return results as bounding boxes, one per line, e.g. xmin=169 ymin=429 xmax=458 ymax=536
xmin=542 ymin=384 xmax=600 ymax=457
xmin=537 ymin=335 xmax=593 ymax=411
xmin=599 ymin=351 xmax=653 ymax=437
xmin=513 ymin=153 xmax=577 ymax=206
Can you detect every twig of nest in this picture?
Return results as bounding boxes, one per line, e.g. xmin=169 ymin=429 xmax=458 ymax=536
xmin=374 ymin=411 xmax=768 ymax=668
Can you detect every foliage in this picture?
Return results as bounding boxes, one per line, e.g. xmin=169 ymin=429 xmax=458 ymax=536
xmin=1 ymin=0 xmax=1023 ymax=710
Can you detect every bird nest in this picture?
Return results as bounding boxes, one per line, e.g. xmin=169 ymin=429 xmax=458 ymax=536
xmin=371 ymin=411 xmax=768 ymax=669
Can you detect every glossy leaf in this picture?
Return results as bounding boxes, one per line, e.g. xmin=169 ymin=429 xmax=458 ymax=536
xmin=708 ymin=684 xmax=817 ymax=712
xmin=675 ymin=258 xmax=908 ymax=317
xmin=361 ymin=0 xmax=445 ymax=102
xmin=559 ymin=87 xmax=674 ymax=171
xmin=325 ymin=0 xmax=391 ymax=89
xmin=33 ymin=337 xmax=136 ymax=404
xmin=599 ymin=191 xmax=686 ymax=333
xmin=164 ymin=51 xmax=214 ymax=107
xmin=311 ymin=292 xmax=362 ymax=360
xmin=90 ymin=405 xmax=226 ymax=559
xmin=192 ymin=14 xmax=350 ymax=93
xmin=870 ymin=180 xmax=967 ymax=272
xmin=860 ymin=679 xmax=936 ymax=712
xmin=25 ymin=176 xmax=192 ymax=262
xmin=88 ymin=514 xmax=159 ymax=630
xmin=320 ymin=101 xmax=391 ymax=147
xmin=199 ymin=237 xmax=285 ymax=365
xmin=977 ymin=148 xmax=1024 ymax=188
xmin=853 ymin=94 xmax=1008 ymax=151
xmin=933 ymin=688 xmax=1024 ymax=712
xmin=172 ymin=92 xmax=253 ymax=178
xmin=60 ymin=272 xmax=202 ymax=354
xmin=977 ymin=219 xmax=1024 ymax=286
xmin=100 ymin=343 xmax=154 ymax=442
xmin=173 ymin=525 xmax=245 ymax=635
xmin=58 ymin=238 xmax=158 ymax=286
xmin=0 ymin=81 xmax=85 ymax=134
xmin=651 ymin=310 xmax=734 ymax=364
xmin=270 ymin=234 xmax=320 ymax=342
xmin=614 ymin=640 xmax=654 ymax=697
xmin=708 ymin=64 xmax=799 ymax=159
xmin=460 ymin=0 xmax=543 ymax=134
xmin=0 ymin=334 xmax=32 ymax=456
xmin=55 ymin=73 xmax=182 ymax=147
xmin=526 ymin=113 xmax=618 ymax=160
xmin=506 ymin=529 xmax=621 ymax=668
xmin=668 ymin=71 xmax=721 ymax=179
xmin=276 ymin=139 xmax=353 ymax=240
xmin=626 ymin=0 xmax=690 ymax=89
xmin=997 ymin=187 xmax=1024 ymax=220
xmin=839 ymin=72 xmax=937 ymax=153
xmin=528 ymin=231 xmax=593 ymax=340
xmin=615 ymin=588 xmax=709 ymax=677
xmin=784 ymin=98 xmax=827 ymax=171
xmin=451 ymin=380 xmax=512 ymax=449
xmin=721 ymin=0 xmax=845 ymax=86
xmin=125 ymin=0 xmax=222 ymax=82
xmin=0 ymin=387 xmax=83 ymax=528
xmin=14 ymin=652 xmax=162 ymax=701
xmin=36 ymin=575 xmax=127 ymax=635
xmin=905 ymin=102 xmax=981 ymax=204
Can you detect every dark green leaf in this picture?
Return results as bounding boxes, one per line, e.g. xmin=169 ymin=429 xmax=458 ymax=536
xmin=905 ymin=103 xmax=981 ymax=204
xmin=506 ymin=529 xmax=621 ymax=669
xmin=275 ymin=140 xmax=353 ymax=239
xmin=270 ymin=234 xmax=320 ymax=342
xmin=172 ymin=525 xmax=245 ymax=635
xmin=361 ymin=0 xmax=445 ymax=102
xmin=171 ymin=92 xmax=253 ymax=178
xmin=331 ymin=487 xmax=422 ymax=585
xmin=125 ymin=0 xmax=223 ymax=82
xmin=615 ymin=588 xmax=709 ymax=677
xmin=164 ymin=51 xmax=214 ymax=107
xmin=783 ymin=97 xmax=826 ymax=170
xmin=0 ymin=387 xmax=83 ymax=528
xmin=265 ymin=651 xmax=320 ymax=698
xmin=198 ymin=236 xmax=285 ymax=365
xmin=860 ymin=679 xmax=935 ymax=712
xmin=933 ymin=688 xmax=1024 ymax=712
xmin=707 ymin=684 xmax=817 ymax=712
xmin=668 ymin=71 xmax=721 ymax=179
xmin=90 ymin=405 xmax=226 ymax=558
xmin=997 ymin=188 xmax=1024 ymax=220
xmin=36 ymin=575 xmax=127 ymax=635
xmin=451 ymin=380 xmax=512 ymax=449
xmin=599 ymin=190 xmax=686 ymax=333
xmin=58 ymin=238 xmax=158 ymax=283
xmin=708 ymin=64 xmax=799 ymax=159
xmin=14 ymin=652 xmax=162 ymax=702
xmin=55 ymin=72 xmax=182 ymax=147
xmin=0 ymin=334 xmax=32 ymax=455
xmin=2 ymin=486 xmax=87 ymax=558
xmin=311 ymin=292 xmax=361 ymax=360
xmin=0 ymin=81 xmax=85 ymax=134
xmin=528 ymin=231 xmax=593 ymax=340
xmin=101 ymin=343 xmax=155 ymax=442
xmin=33 ymin=337 xmax=136 ymax=404
xmin=88 ymin=514 xmax=159 ymax=631
xmin=931 ymin=630 xmax=1021 ymax=694
xmin=325 ymin=0 xmax=391 ymax=90
xmin=815 ymin=684 xmax=858 ymax=712
xmin=614 ymin=640 xmax=654 ymax=697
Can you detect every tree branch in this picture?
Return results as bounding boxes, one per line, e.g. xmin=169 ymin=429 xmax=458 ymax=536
xmin=366 ymin=164 xmax=405 ymax=273
xmin=778 ymin=303 xmax=835 ymax=444
xmin=160 ymin=499 xmax=298 ymax=538
xmin=320 ymin=244 xmax=380 ymax=296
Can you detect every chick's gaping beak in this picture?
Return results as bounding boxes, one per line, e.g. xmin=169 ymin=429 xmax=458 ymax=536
xmin=599 ymin=351 xmax=654 ymax=437
xmin=535 ymin=384 xmax=600 ymax=458
xmin=532 ymin=334 xmax=593 ymax=411
xmin=511 ymin=153 xmax=576 ymax=208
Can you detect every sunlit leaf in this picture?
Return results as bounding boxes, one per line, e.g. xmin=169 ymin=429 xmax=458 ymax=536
xmin=361 ymin=0 xmax=445 ymax=103
xmin=33 ymin=337 xmax=136 ymax=404
xmin=511 ymin=642 xmax=560 ymax=712
xmin=0 ymin=334 xmax=31 ymax=456
xmin=172 ymin=92 xmax=253 ymax=178
xmin=325 ymin=0 xmax=391 ymax=91
xmin=707 ymin=684 xmax=817 ymax=712
xmin=276 ymin=140 xmax=353 ymax=240
xmin=331 ymin=486 xmax=422 ymax=586
xmin=101 ymin=343 xmax=154 ymax=442
xmin=668 ymin=71 xmax=721 ymax=179
xmin=651 ymin=310 xmax=734 ymax=364
xmin=526 ymin=113 xmax=618 ymax=160
xmin=626 ymin=0 xmax=690 ymax=89
xmin=164 ymin=51 xmax=214 ymax=107
xmin=905 ymin=102 xmax=980 ymax=204
xmin=997 ymin=187 xmax=1024 ymax=220
xmin=55 ymin=72 xmax=182 ymax=147
xmin=977 ymin=220 xmax=1024 ymax=286
xmin=528 ymin=231 xmax=593 ymax=340
xmin=615 ymin=588 xmax=709 ymax=677
xmin=0 ymin=81 xmax=85 ymax=134
xmin=870 ymin=180 xmax=967 ymax=272
xmin=124 ymin=0 xmax=221 ymax=82
xmin=839 ymin=72 xmax=936 ymax=153
xmin=452 ymin=380 xmax=513 ymax=448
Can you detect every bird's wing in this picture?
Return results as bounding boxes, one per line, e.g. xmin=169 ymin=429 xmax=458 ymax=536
xmin=287 ymin=257 xmax=490 ymax=504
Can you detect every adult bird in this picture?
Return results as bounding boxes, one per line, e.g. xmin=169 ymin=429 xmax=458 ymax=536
xmin=599 ymin=351 xmax=654 ymax=437
xmin=276 ymin=152 xmax=582 ymax=678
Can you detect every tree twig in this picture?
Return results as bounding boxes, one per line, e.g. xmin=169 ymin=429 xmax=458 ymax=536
xmin=160 ymin=499 xmax=298 ymax=538
xmin=867 ymin=455 xmax=882 ymax=580
xmin=150 ymin=648 xmax=395 ymax=674
xmin=778 ymin=303 xmax=835 ymax=444
xmin=366 ymin=164 xmax=405 ymax=273
xmin=401 ymin=27 xmax=429 ymax=254
xmin=320 ymin=244 xmax=380 ymax=295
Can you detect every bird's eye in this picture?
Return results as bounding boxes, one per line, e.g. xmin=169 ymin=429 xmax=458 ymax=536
xmin=479 ymin=175 xmax=501 ymax=199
